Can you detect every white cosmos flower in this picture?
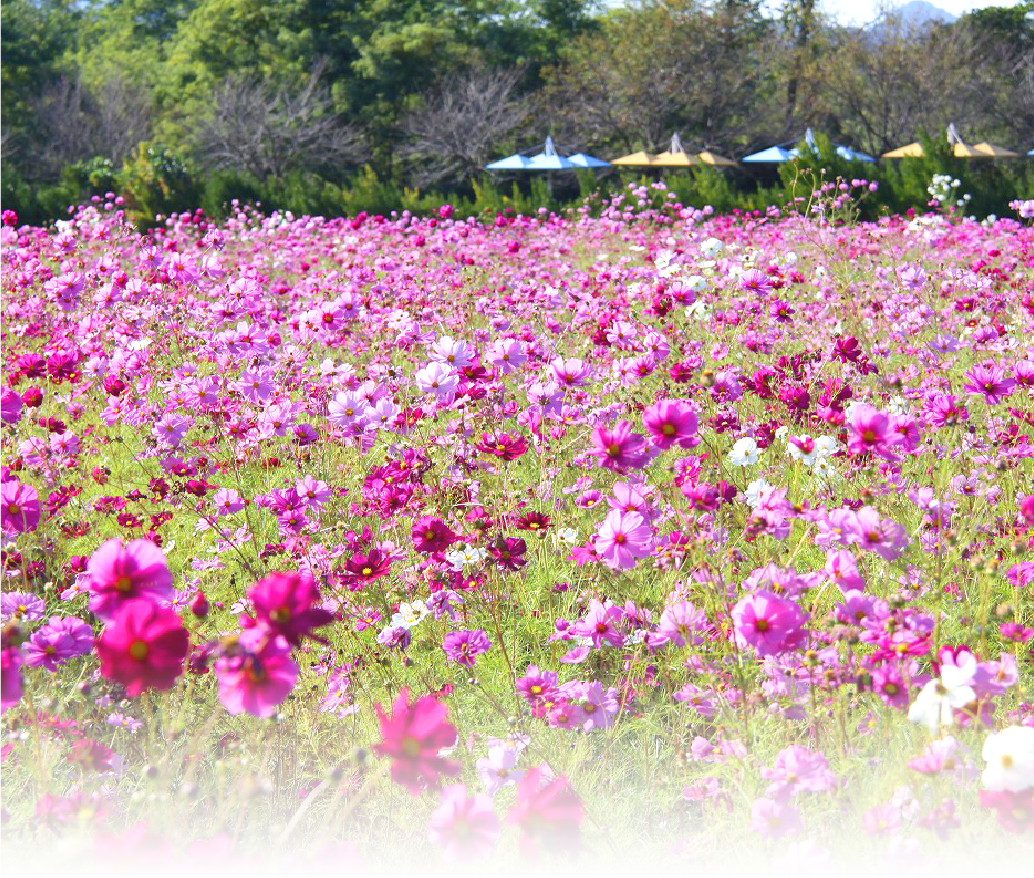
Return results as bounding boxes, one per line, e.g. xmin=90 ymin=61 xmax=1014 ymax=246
xmin=390 ymin=600 xmax=429 ymax=629
xmin=982 ymin=726 xmax=1034 ymax=792
xmin=744 ymin=478 xmax=774 ymax=508
xmin=907 ymin=653 xmax=977 ymax=732
xmin=700 ymin=237 xmax=724 ymax=258
xmin=727 ymin=437 xmax=760 ymax=467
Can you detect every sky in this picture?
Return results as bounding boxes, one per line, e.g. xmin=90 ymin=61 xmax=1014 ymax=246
xmin=817 ymin=0 xmax=1027 ymax=27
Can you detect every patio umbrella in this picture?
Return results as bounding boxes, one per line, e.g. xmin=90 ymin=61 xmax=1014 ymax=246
xmin=652 ymin=133 xmax=699 ymax=167
xmin=971 ymin=142 xmax=1020 ymax=159
xmin=746 ymin=129 xmax=874 ymax=163
xmin=487 ymin=137 xmax=606 ymax=171
xmin=882 ymin=142 xmax=924 ymax=158
xmin=567 ymin=152 xmax=611 ymax=168
xmin=611 ymin=150 xmax=659 ymax=167
xmin=696 ymin=150 xmax=738 ymax=168
xmin=485 ymin=153 xmax=536 ymax=170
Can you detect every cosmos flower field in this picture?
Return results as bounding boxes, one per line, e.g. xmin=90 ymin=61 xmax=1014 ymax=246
xmin=2 ymin=189 xmax=1033 ymax=877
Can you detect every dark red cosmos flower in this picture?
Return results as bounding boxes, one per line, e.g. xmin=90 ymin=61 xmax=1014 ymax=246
xmin=979 ymin=789 xmax=1034 ymax=833
xmin=96 ymin=599 xmax=189 ymax=697
xmin=337 ymin=548 xmax=393 ymax=591
xmin=475 ymin=432 xmax=529 ymax=461
xmin=488 ymin=537 xmax=527 ymax=571
xmin=244 ymin=571 xmax=333 ymax=647
xmin=507 ymin=766 xmax=584 ymax=855
xmin=412 ymin=517 xmax=459 ymax=554
xmin=373 ymin=688 xmax=460 ymax=795
xmin=515 ymin=511 xmax=551 ymax=534
xmin=90 ymin=823 xmax=173 ymax=876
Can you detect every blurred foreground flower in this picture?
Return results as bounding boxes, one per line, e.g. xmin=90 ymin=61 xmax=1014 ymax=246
xmin=374 ymin=688 xmax=460 ymax=795
xmin=96 ymin=599 xmax=189 ymax=697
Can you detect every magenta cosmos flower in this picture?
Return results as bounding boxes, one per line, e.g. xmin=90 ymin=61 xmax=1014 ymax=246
xmin=773 ymin=835 xmax=835 ymax=876
xmin=588 ymin=420 xmax=651 ymax=471
xmin=412 ymin=516 xmax=459 ymax=554
xmin=244 ymin=571 xmax=333 ymax=647
xmin=427 ymin=783 xmax=500 ymax=860
xmin=731 ymin=590 xmax=808 ymax=657
xmin=214 ymin=628 xmax=298 ymax=718
xmin=374 ymin=688 xmax=461 ymax=795
xmin=1 ymin=480 xmax=40 ymax=533
xmin=442 ymin=629 xmax=492 ymax=667
xmin=963 ymin=361 xmax=1016 ymax=405
xmin=642 ymin=399 xmax=699 ymax=450
xmin=0 ymin=387 xmax=22 ymax=425
xmin=86 ymin=538 xmax=174 ymax=621
xmin=845 ymin=404 xmax=896 ymax=460
xmin=95 ymin=599 xmax=189 ymax=697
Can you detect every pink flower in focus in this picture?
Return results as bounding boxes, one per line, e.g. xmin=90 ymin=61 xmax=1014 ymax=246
xmin=1 ymin=480 xmax=40 ymax=533
xmin=593 ymin=509 xmax=652 ymax=570
xmin=963 ymin=361 xmax=1015 ymax=405
xmin=588 ymin=420 xmax=651 ymax=471
xmin=642 ymin=399 xmax=699 ymax=450
xmin=731 ymin=590 xmax=808 ymax=657
xmin=846 ymin=404 xmax=897 ymax=460
xmin=86 ymin=538 xmax=174 ymax=622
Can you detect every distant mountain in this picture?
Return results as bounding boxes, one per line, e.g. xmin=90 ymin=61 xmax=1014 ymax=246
xmin=894 ymin=1 xmax=957 ymax=27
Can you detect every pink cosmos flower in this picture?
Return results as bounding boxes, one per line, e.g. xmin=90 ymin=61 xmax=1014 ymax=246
xmin=442 ymin=629 xmax=491 ymax=667
xmin=963 ymin=361 xmax=1015 ymax=405
xmin=414 ymin=362 xmax=459 ymax=399
xmin=0 ymin=387 xmax=22 ymax=425
xmin=731 ymin=590 xmax=808 ymax=657
xmin=1 ymin=636 xmax=23 ymax=713
xmin=588 ymin=420 xmax=651 ymax=471
xmin=773 ymin=835 xmax=835 ymax=876
xmin=593 ymin=509 xmax=652 ymax=570
xmin=761 ymin=745 xmax=838 ymax=800
xmin=507 ymin=765 xmax=583 ymax=855
xmin=412 ymin=516 xmax=459 ymax=554
xmin=750 ymin=797 xmax=802 ymax=838
xmin=373 ymin=688 xmax=460 ymax=795
xmin=244 ymin=571 xmax=333 ymax=647
xmin=863 ymin=803 xmax=902 ymax=836
xmin=95 ymin=599 xmax=189 ymax=697
xmin=569 ymin=599 xmax=625 ymax=649
xmin=476 ymin=744 xmax=525 ymax=796
xmin=740 ymin=268 xmax=774 ymax=297
xmin=642 ymin=399 xmax=699 ymax=450
xmin=846 ymin=404 xmax=897 ymax=460
xmin=427 ymin=784 xmax=500 ymax=860
xmin=214 ymin=628 xmax=298 ymax=719
xmin=86 ymin=538 xmax=174 ymax=622
xmin=0 ymin=480 xmax=40 ymax=533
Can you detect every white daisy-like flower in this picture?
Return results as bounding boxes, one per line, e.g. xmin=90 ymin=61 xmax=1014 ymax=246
xmin=700 ymin=237 xmax=724 ymax=258
xmin=982 ymin=726 xmax=1034 ymax=792
xmin=391 ymin=600 xmax=429 ymax=629
xmin=907 ymin=653 xmax=977 ymax=732
xmin=744 ymin=478 xmax=774 ymax=508
xmin=727 ymin=437 xmax=760 ymax=467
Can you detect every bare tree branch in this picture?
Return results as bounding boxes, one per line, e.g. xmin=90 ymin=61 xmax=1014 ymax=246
xmin=193 ymin=62 xmax=366 ymax=180
xmin=399 ymin=66 xmax=533 ymax=187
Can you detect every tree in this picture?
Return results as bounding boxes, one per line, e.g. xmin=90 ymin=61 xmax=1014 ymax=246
xmin=542 ymin=1 xmax=781 ymax=155
xmin=400 ymin=65 xmax=532 ymax=186
xmin=28 ymin=73 xmax=152 ymax=180
xmin=192 ymin=62 xmax=365 ymax=181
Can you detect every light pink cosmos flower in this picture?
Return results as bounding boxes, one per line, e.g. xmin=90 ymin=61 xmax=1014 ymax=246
xmin=476 ymin=744 xmax=526 ymax=796
xmin=593 ymin=510 xmax=652 ymax=570
xmin=569 ymin=599 xmax=625 ymax=649
xmin=428 ymin=783 xmax=500 ymax=860
xmin=761 ymin=745 xmax=838 ymax=801
xmin=588 ymin=420 xmax=651 ymax=471
xmin=751 ymin=797 xmax=802 ymax=838
xmin=429 ymin=336 xmax=474 ymax=368
xmin=414 ymin=362 xmax=459 ymax=399
xmin=484 ymin=338 xmax=526 ymax=373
